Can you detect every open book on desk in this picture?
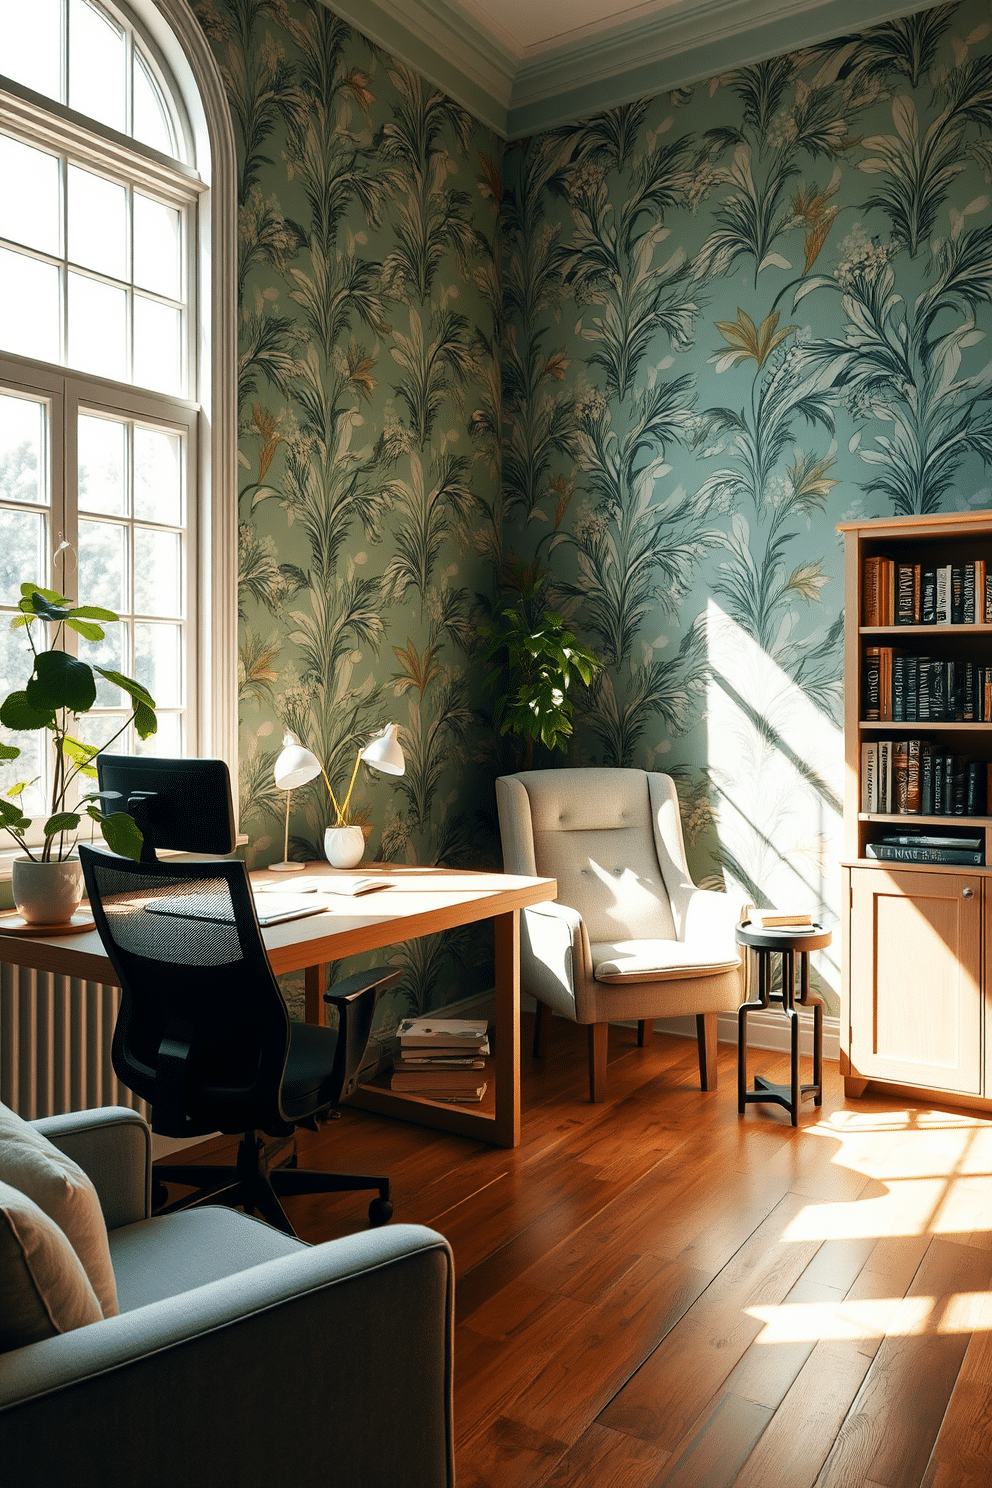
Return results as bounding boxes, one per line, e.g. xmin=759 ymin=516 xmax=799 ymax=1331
xmin=254 ymin=875 xmax=395 ymax=898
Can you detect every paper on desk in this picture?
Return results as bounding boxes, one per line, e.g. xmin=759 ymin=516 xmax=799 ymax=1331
xmin=255 ymin=875 xmax=393 ymax=897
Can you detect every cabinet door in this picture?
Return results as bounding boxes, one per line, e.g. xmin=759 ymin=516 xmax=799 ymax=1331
xmin=849 ymin=867 xmax=982 ymax=1095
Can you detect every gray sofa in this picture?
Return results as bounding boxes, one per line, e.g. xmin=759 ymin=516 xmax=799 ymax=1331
xmin=0 ymin=1106 xmax=455 ymax=1488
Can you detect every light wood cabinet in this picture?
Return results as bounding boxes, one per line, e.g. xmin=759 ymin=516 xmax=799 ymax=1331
xmin=838 ymin=511 xmax=992 ymax=1108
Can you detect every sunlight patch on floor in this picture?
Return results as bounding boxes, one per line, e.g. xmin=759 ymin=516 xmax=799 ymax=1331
xmin=747 ymin=1290 xmax=992 ymax=1343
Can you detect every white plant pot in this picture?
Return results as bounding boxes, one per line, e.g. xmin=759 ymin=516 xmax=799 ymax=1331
xmin=12 ymin=856 xmax=84 ymax=926
xmin=323 ymin=825 xmax=366 ymax=869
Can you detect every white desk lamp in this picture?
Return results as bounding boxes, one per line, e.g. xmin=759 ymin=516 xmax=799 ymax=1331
xmin=272 ymin=733 xmax=321 ymax=871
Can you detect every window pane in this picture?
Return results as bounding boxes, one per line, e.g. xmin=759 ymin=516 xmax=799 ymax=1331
xmin=0 ymin=0 xmax=62 ymax=102
xmin=134 ymin=529 xmax=180 ymax=616
xmin=68 ymin=166 xmax=127 ymax=280
xmin=68 ymin=273 xmax=127 ymax=382
xmin=0 ymin=136 xmax=61 ymax=257
xmin=78 ymin=414 xmax=126 ymax=515
xmin=85 ymin=622 xmax=125 ymax=707
xmin=135 ymin=622 xmax=181 ymax=706
xmin=135 ymin=711 xmax=180 ymax=755
xmin=75 ymin=711 xmax=129 ymax=757
xmin=69 ymin=0 xmax=126 ymax=135
xmin=133 ymin=297 xmax=181 ymax=396
xmin=133 ymin=56 xmax=177 ymax=158
xmin=134 ymin=426 xmax=182 ymax=524
xmin=0 ymin=508 xmax=47 ymax=606
xmin=133 ymin=194 xmax=181 ymax=300
xmin=78 ymin=516 xmax=125 ymax=611
xmin=0 ymin=249 xmax=60 ymax=364
xmin=0 ymin=394 xmax=47 ymax=506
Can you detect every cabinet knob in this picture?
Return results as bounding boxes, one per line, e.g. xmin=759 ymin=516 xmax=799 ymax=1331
xmin=963 ymin=887 xmax=975 ymax=899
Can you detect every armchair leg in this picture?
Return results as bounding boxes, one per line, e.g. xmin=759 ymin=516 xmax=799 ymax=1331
xmin=588 ymin=1022 xmax=608 ymax=1102
xmin=533 ymin=1000 xmax=553 ymax=1058
xmin=637 ymin=1019 xmax=651 ymax=1047
xmin=697 ymin=1011 xmax=718 ymax=1091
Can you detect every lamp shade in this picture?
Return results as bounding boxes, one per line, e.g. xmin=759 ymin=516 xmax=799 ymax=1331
xmin=274 ymin=734 xmax=321 ymax=791
xmin=360 ymin=723 xmax=405 ymax=776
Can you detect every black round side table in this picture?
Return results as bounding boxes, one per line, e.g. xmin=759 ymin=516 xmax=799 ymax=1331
xmin=736 ymin=922 xmax=832 ymax=1126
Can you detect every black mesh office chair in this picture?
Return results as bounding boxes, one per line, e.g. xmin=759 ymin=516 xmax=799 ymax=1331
xmin=79 ymin=846 xmax=396 ymax=1235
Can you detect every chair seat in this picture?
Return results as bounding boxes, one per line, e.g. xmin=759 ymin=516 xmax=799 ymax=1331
xmin=591 ymin=939 xmax=741 ymax=983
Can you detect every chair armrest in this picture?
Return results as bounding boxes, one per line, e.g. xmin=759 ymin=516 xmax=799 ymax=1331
xmin=520 ymin=900 xmax=589 ymax=1020
xmin=682 ymin=888 xmax=750 ymax=954
xmin=0 ymin=1223 xmax=455 ymax=1488
xmin=31 ymin=1107 xmax=150 ymax=1230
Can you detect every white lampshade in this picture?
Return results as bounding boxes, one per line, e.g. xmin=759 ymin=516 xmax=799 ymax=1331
xmin=274 ymin=734 xmax=321 ymax=791
xmin=360 ymin=723 xmax=405 ymax=776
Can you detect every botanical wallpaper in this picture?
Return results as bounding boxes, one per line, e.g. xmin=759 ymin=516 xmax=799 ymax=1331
xmin=502 ymin=0 xmax=992 ymax=1012
xmin=192 ymin=0 xmax=504 ymax=1017
xmin=195 ymin=0 xmax=992 ymax=1020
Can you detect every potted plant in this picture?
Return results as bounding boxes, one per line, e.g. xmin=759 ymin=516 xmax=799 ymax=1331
xmin=480 ymin=590 xmax=599 ymax=769
xmin=0 ymin=584 xmax=156 ymax=924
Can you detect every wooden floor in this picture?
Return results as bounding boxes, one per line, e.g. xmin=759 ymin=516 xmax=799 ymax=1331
xmin=172 ymin=1018 xmax=992 ymax=1487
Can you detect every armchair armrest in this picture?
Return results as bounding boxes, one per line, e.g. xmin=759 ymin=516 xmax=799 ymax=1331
xmin=0 ymin=1223 xmax=455 ymax=1488
xmin=520 ymin=900 xmax=589 ymax=1020
xmin=31 ymin=1107 xmax=150 ymax=1230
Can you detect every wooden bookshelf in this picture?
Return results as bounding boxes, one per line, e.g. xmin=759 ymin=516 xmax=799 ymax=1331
xmin=838 ymin=510 xmax=992 ymax=1111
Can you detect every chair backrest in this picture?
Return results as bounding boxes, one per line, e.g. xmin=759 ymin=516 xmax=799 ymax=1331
xmin=496 ymin=768 xmax=698 ymax=942
xmin=79 ymin=847 xmax=291 ymax=1138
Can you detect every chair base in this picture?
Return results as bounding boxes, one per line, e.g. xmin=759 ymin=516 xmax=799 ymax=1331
xmin=154 ymin=1130 xmax=391 ymax=1236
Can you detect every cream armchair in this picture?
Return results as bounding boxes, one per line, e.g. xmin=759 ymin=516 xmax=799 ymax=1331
xmin=496 ymin=768 xmax=748 ymax=1102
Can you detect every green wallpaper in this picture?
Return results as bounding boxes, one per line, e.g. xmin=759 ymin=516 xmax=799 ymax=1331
xmin=193 ymin=0 xmax=504 ymax=1016
xmin=502 ymin=0 xmax=992 ymax=1011
xmin=195 ymin=0 xmax=992 ymax=1020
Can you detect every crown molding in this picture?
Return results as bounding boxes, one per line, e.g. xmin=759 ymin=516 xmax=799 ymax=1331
xmin=323 ymin=0 xmax=937 ymax=138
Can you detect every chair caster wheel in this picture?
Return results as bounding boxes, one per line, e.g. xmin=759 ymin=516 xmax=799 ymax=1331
xmin=368 ymin=1197 xmax=392 ymax=1227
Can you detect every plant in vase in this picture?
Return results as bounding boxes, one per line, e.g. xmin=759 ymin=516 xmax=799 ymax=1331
xmin=480 ymin=584 xmax=599 ymax=769
xmin=0 ymin=584 xmax=157 ymax=924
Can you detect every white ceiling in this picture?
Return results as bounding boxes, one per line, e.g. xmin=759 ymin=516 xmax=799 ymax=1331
xmin=324 ymin=0 xmax=934 ymax=136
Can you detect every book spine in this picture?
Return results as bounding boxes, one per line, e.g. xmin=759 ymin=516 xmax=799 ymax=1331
xmin=917 ymin=659 xmax=931 ymax=721
xmin=905 ymin=654 xmax=918 ymax=721
xmin=936 ymin=565 xmax=952 ymax=624
xmin=893 ymin=740 xmax=909 ymax=814
xmin=952 ymin=565 xmax=965 ymax=624
xmin=952 ymin=755 xmax=967 ymax=815
xmin=906 ymin=737 xmax=921 ymax=814
xmin=880 ymin=647 xmax=893 ymax=721
xmin=863 ymin=647 xmax=881 ymax=721
xmin=963 ymin=660 xmax=976 ymax=722
xmin=966 ymin=759 xmax=983 ymax=816
xmin=892 ymin=655 xmax=906 ymax=722
xmin=896 ymin=563 xmax=916 ymax=624
xmin=986 ymin=565 xmax=992 ymax=626
xmin=933 ymin=754 xmax=946 ymax=815
xmin=861 ymin=742 xmax=878 ymax=813
xmin=863 ymin=556 xmax=882 ymax=626
xmin=878 ymin=739 xmax=892 ymax=815
xmin=976 ymin=559 xmax=987 ymax=623
xmin=920 ymin=742 xmax=934 ymax=816
xmin=882 ymin=559 xmax=895 ymax=624
xmin=963 ymin=562 xmax=977 ymax=624
xmin=921 ymin=567 xmax=937 ymax=624
xmin=865 ymin=844 xmax=984 ymax=864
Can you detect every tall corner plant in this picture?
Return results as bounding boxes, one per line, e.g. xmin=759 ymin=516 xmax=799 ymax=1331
xmin=0 ymin=584 xmax=157 ymax=862
xmin=481 ymin=589 xmax=599 ymax=769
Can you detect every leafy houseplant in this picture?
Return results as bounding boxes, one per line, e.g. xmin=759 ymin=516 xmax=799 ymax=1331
xmin=481 ymin=598 xmax=599 ymax=769
xmin=0 ymin=585 xmax=157 ymax=877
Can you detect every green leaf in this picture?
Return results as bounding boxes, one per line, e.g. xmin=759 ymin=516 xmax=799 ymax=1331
xmin=26 ymin=650 xmax=97 ymax=714
xmin=19 ymin=588 xmax=71 ymax=621
xmin=0 ymin=741 xmax=20 ymax=761
xmin=43 ymin=812 xmax=81 ymax=837
xmin=94 ymin=668 xmax=156 ymax=709
xmin=62 ymin=735 xmax=100 ymax=768
xmin=97 ymin=810 xmax=144 ymax=860
xmin=64 ymin=617 xmax=106 ymax=642
xmin=133 ymin=699 xmax=157 ymax=740
xmin=67 ymin=605 xmax=118 ymax=622
xmin=0 ymin=689 xmax=55 ymax=731
xmin=0 ymin=799 xmax=30 ymax=831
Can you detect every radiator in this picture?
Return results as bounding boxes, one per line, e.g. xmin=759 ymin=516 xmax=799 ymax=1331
xmin=0 ymin=964 xmax=148 ymax=1121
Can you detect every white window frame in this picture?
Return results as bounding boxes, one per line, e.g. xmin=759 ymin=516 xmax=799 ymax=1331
xmin=0 ymin=0 xmax=237 ymax=871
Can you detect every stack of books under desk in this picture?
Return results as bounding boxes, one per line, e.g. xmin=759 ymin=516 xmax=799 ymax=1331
xmin=390 ymin=1017 xmax=490 ymax=1103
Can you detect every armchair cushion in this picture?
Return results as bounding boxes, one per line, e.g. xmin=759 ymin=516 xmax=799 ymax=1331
xmin=592 ymin=939 xmax=742 ymax=983
xmin=0 ymin=1180 xmax=103 ymax=1351
xmin=0 ymin=1103 xmax=118 ymax=1318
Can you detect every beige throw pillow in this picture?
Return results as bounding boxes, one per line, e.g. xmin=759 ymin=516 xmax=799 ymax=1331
xmin=0 ymin=1179 xmax=104 ymax=1351
xmin=0 ymin=1103 xmax=118 ymax=1317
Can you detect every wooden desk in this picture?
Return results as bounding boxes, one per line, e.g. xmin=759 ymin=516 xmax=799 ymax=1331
xmin=0 ymin=863 xmax=555 ymax=1149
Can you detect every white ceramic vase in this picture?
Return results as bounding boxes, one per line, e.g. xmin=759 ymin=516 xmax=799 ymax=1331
xmin=323 ymin=825 xmax=366 ymax=869
xmin=11 ymin=857 xmax=85 ymax=926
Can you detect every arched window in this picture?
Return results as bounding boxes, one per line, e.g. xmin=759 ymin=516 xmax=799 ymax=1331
xmin=0 ymin=0 xmax=236 ymax=835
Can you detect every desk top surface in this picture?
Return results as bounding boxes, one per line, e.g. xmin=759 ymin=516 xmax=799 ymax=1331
xmin=0 ymin=862 xmax=556 ymax=982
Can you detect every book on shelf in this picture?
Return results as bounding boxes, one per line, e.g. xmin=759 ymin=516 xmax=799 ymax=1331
xmin=881 ymin=833 xmax=982 ymax=848
xmin=390 ymin=1068 xmax=488 ymax=1092
xmin=935 ymin=564 xmax=952 ymax=624
xmin=878 ymin=739 xmax=893 ymax=814
xmin=861 ymin=742 xmax=877 ymax=813
xmin=862 ymin=740 xmax=990 ymax=818
xmin=392 ymin=1055 xmax=486 ymax=1070
xmin=921 ymin=566 xmax=937 ymax=624
xmin=748 ymin=908 xmax=814 ymax=928
xmin=863 ymin=647 xmax=881 ymax=721
xmin=398 ymin=1085 xmax=488 ymax=1103
xmin=895 ymin=562 xmax=919 ymax=624
xmin=865 ymin=843 xmax=984 ymax=865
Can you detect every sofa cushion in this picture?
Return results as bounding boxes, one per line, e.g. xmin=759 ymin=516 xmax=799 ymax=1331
xmin=592 ymin=939 xmax=741 ymax=983
xmin=0 ymin=1101 xmax=118 ymax=1317
xmin=0 ymin=1178 xmax=104 ymax=1351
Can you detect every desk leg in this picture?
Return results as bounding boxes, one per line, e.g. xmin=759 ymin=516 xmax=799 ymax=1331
xmin=305 ymin=963 xmax=328 ymax=1027
xmin=492 ymin=908 xmax=521 ymax=1149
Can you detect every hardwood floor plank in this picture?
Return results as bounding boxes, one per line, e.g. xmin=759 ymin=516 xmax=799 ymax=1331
xmin=651 ymin=1392 xmax=773 ymax=1488
xmin=542 ymin=1423 xmax=669 ymax=1487
xmin=921 ymin=1310 xmax=992 ymax=1485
